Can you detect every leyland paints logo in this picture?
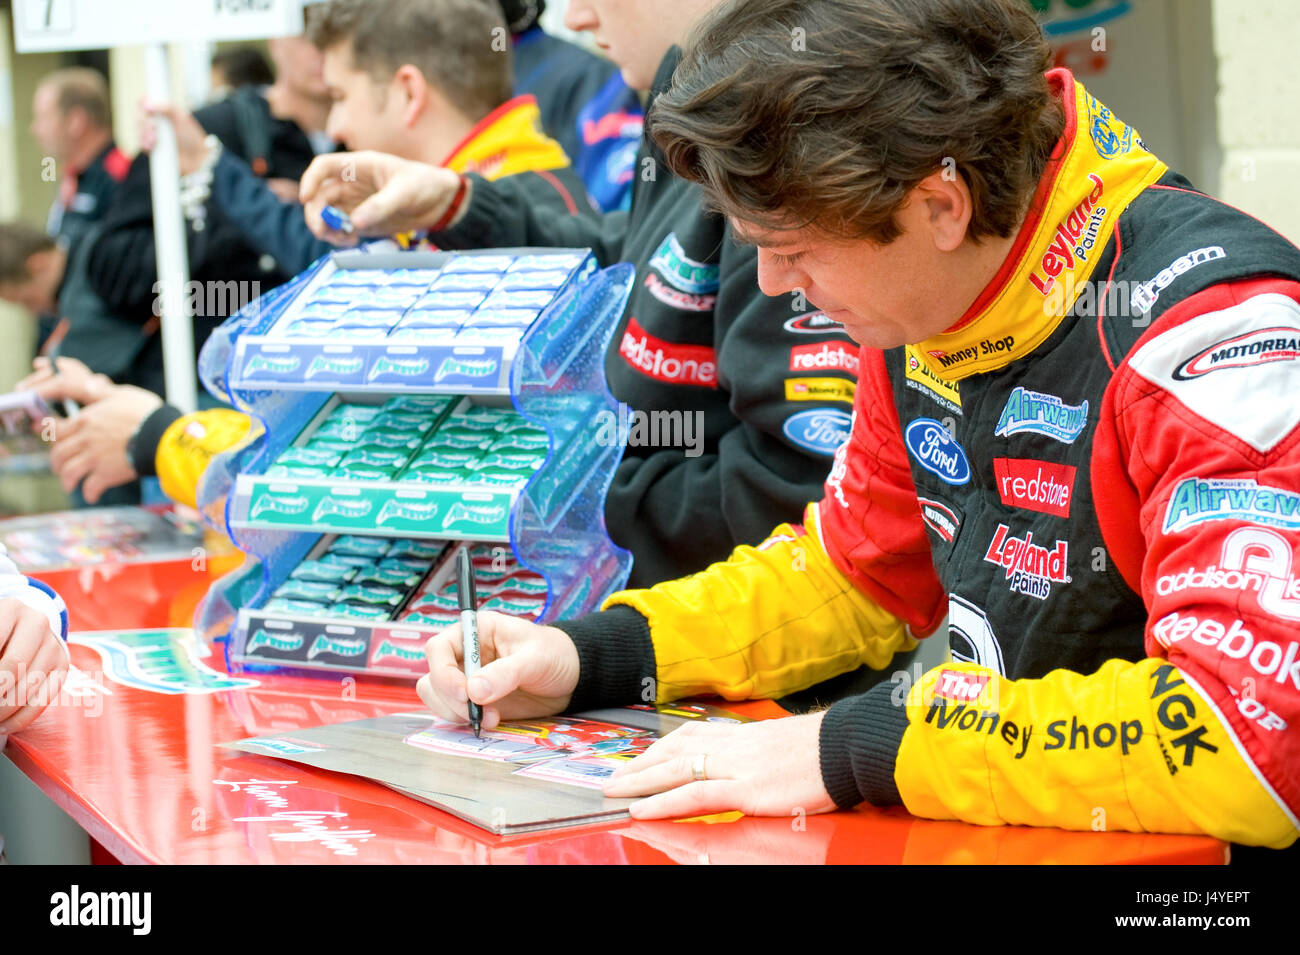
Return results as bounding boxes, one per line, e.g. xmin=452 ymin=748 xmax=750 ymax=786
xmin=783 ymin=409 xmax=851 ymax=457
xmin=1027 ymin=173 xmax=1106 ymax=297
xmin=904 ymin=419 xmax=971 ymax=485
xmin=983 ymin=524 xmax=1071 ymax=600
xmin=994 ymin=387 xmax=1089 ymax=444
xmin=1172 ymin=326 xmax=1300 ymax=380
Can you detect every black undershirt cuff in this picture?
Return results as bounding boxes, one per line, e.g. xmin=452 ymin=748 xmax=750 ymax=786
xmin=553 ymin=604 xmax=657 ymax=712
xmin=819 ymin=680 xmax=910 ymax=810
xmin=129 ymin=403 xmax=183 ymax=477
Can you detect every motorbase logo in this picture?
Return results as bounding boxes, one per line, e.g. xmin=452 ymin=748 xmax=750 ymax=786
xmin=790 ymin=341 xmax=859 ymax=376
xmin=904 ymin=419 xmax=972 ymax=485
xmin=619 ymin=316 xmax=718 ymax=388
xmin=1028 ymin=172 xmax=1106 ymax=297
xmin=782 ymin=409 xmax=851 ymax=457
xmin=784 ymin=377 xmax=855 ymax=404
xmin=994 ymin=387 xmax=1089 ymax=444
xmin=993 ymin=457 xmax=1076 ymax=518
xmin=917 ymin=496 xmax=961 ymax=543
xmin=1163 ymin=478 xmax=1300 ymax=533
xmin=1156 ymin=526 xmax=1300 ymax=621
xmin=1172 ymin=326 xmax=1300 ymax=381
xmin=983 ymin=523 xmax=1071 ymax=600
xmin=904 ymin=346 xmax=961 ymax=413
xmin=784 ymin=311 xmax=845 ymax=335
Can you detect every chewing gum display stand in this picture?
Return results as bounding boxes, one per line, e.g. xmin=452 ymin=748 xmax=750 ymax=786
xmin=193 ymin=248 xmax=635 ymax=680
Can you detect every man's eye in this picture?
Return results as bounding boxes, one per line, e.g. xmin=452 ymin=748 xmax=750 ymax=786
xmin=770 ymin=251 xmax=803 ymax=267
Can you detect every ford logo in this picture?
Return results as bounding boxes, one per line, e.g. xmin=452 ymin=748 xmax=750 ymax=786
xmin=905 ymin=418 xmax=972 ymax=485
xmin=783 ymin=409 xmax=851 ymax=457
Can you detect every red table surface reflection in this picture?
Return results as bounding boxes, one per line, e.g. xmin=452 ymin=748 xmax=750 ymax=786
xmin=6 ymin=557 xmax=1225 ymax=864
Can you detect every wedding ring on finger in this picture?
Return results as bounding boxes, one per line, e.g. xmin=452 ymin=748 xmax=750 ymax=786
xmin=691 ymin=753 xmax=708 ymax=782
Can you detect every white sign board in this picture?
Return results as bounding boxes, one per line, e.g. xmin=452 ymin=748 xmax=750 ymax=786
xmin=14 ymin=0 xmax=304 ymax=53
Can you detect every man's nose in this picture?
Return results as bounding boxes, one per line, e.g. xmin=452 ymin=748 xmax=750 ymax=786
xmin=755 ymin=248 xmax=802 ymax=298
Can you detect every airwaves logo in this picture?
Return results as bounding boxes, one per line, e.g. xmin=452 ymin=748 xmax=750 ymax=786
xmin=244 ymin=353 xmax=302 ymax=376
xmin=1163 ymin=478 xmax=1300 ymax=533
xmin=245 ymin=629 xmax=305 ymax=654
xmin=442 ymin=501 xmax=507 ymax=529
xmin=250 ymin=494 xmax=310 ymax=519
xmin=435 ymin=357 xmax=497 ymax=382
xmin=308 ymin=635 xmax=368 ymax=659
xmin=307 ymin=355 xmax=364 ymax=378
xmin=377 ymin=499 xmax=440 ymax=525
xmin=368 ymin=356 xmax=430 ymax=381
xmin=994 ymin=387 xmax=1089 ymax=444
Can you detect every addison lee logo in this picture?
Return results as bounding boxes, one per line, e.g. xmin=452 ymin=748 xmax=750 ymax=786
xmin=50 ymin=885 xmax=151 ymax=935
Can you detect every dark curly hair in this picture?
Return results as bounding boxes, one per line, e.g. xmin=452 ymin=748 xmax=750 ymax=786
xmin=649 ymin=0 xmax=1064 ymax=244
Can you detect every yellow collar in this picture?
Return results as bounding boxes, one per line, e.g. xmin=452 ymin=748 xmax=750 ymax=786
xmin=914 ymin=70 xmax=1168 ymax=382
xmin=442 ymin=94 xmax=570 ymax=180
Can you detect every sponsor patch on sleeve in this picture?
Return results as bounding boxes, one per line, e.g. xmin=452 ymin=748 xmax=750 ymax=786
xmin=784 ymin=377 xmax=856 ymax=404
xmin=1128 ymin=292 xmax=1300 ymax=453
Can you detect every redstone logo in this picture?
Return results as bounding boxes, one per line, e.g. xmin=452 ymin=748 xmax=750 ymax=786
xmin=619 ymin=316 xmax=718 ymax=388
xmin=993 ymin=458 xmax=1076 ymax=518
xmin=789 ymin=342 xmax=859 ymax=375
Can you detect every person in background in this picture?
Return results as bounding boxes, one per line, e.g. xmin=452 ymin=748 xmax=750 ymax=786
xmin=27 ymin=0 xmax=595 ymax=508
xmin=0 ymin=222 xmax=165 ymax=397
xmin=299 ymin=0 xmax=863 ymax=598
xmin=501 ymin=0 xmax=643 ymax=211
xmin=28 ymin=68 xmax=131 ymax=353
xmin=209 ymin=46 xmax=276 ymax=98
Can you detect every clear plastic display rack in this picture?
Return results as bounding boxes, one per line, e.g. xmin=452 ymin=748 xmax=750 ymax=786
xmin=193 ymin=247 xmax=635 ymax=680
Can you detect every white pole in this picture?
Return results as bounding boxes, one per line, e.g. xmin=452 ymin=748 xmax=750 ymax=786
xmin=145 ymin=42 xmax=199 ymax=414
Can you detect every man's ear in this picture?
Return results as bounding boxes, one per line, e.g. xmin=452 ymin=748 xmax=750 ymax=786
xmin=392 ymin=64 xmax=431 ymax=129
xmin=913 ymin=169 xmax=973 ymax=253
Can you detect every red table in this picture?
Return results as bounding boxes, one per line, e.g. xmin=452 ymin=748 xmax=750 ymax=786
xmin=6 ymin=557 xmax=1226 ymax=864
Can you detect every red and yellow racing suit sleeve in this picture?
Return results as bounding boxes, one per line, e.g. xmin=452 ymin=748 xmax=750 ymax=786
xmin=869 ymin=280 xmax=1300 ymax=848
xmin=149 ymin=408 xmax=254 ymax=509
xmin=577 ymin=347 xmax=948 ymax=703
